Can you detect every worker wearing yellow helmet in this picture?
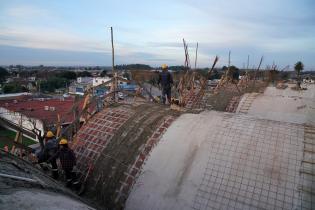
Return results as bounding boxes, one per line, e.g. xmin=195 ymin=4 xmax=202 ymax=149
xmin=37 ymin=130 xmax=59 ymax=179
xmin=46 ymin=130 xmax=54 ymax=138
xmin=157 ymin=64 xmax=173 ymax=105
xmin=49 ymin=138 xmax=77 ymax=186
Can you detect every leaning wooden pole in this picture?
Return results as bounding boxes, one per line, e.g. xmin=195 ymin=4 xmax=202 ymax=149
xmin=253 ymin=56 xmax=264 ymax=87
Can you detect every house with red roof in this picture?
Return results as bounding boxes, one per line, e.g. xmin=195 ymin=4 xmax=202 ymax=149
xmin=0 ymin=95 xmax=82 ymax=141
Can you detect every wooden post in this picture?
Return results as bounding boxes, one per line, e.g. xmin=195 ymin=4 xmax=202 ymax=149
xmin=110 ymin=27 xmax=116 ymax=101
xmin=253 ymin=56 xmax=264 ymax=87
xmin=247 ymin=55 xmax=250 ymax=70
xmin=228 ymin=50 xmax=231 ymax=68
xmin=194 ymin=42 xmax=198 ymax=70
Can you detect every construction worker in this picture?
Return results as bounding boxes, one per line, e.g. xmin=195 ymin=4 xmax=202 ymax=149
xmin=37 ymin=131 xmax=59 ymax=179
xmin=49 ymin=138 xmax=77 ymax=186
xmin=157 ymin=64 xmax=173 ymax=104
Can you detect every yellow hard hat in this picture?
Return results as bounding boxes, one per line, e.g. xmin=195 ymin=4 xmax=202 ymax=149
xmin=59 ymin=138 xmax=68 ymax=145
xmin=46 ymin=131 xmax=54 ymax=138
xmin=161 ymin=64 xmax=168 ymax=70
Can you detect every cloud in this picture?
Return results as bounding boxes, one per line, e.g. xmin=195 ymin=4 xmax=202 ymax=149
xmin=5 ymin=5 xmax=50 ymax=19
xmin=0 ymin=26 xmax=108 ymax=53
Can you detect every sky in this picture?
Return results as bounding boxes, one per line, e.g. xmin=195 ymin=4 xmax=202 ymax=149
xmin=0 ymin=0 xmax=314 ymax=69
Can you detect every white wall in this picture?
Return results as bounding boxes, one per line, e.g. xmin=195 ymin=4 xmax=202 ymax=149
xmin=93 ymin=77 xmax=111 ymax=87
xmin=0 ymin=107 xmax=44 ymax=142
xmin=77 ymin=77 xmax=93 ymax=84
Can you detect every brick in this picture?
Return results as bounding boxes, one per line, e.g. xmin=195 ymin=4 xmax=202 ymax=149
xmin=126 ymin=176 xmax=134 ymax=186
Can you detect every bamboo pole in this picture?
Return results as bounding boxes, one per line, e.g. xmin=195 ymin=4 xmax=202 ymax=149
xmin=194 ymin=42 xmax=198 ymax=70
xmin=247 ymin=55 xmax=250 ymax=70
xmin=253 ymin=56 xmax=264 ymax=87
xmin=110 ymin=27 xmax=116 ymax=101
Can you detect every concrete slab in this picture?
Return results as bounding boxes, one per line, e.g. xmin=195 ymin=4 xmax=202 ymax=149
xmin=125 ymin=111 xmax=305 ymax=210
xmin=240 ymin=84 xmax=315 ymax=125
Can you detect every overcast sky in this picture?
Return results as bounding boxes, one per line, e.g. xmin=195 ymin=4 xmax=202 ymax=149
xmin=0 ymin=0 xmax=314 ymax=69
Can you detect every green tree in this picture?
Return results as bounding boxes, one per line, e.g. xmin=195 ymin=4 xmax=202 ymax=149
xmin=100 ymin=70 xmax=108 ymax=77
xmin=0 ymin=67 xmax=9 ymax=83
xmin=57 ymin=71 xmax=77 ymax=80
xmin=3 ymin=83 xmax=28 ymax=93
xmin=294 ymin=61 xmax=304 ymax=88
xmin=77 ymin=71 xmax=92 ymax=77
xmin=39 ymin=77 xmax=67 ymax=92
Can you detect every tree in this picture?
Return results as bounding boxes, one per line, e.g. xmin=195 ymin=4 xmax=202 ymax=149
xmin=39 ymin=77 xmax=68 ymax=92
xmin=0 ymin=67 xmax=9 ymax=83
xmin=100 ymin=70 xmax=108 ymax=77
xmin=77 ymin=71 xmax=92 ymax=77
xmin=57 ymin=71 xmax=77 ymax=80
xmin=3 ymin=83 xmax=28 ymax=93
xmin=294 ymin=61 xmax=304 ymax=88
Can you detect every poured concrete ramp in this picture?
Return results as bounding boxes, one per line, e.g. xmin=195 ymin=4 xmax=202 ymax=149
xmin=125 ymin=111 xmax=309 ymax=210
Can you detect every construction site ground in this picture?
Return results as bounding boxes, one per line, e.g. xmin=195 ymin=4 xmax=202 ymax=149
xmin=125 ymin=84 xmax=315 ymax=210
xmin=0 ymin=149 xmax=95 ymax=210
xmin=5 ymin=81 xmax=314 ymax=210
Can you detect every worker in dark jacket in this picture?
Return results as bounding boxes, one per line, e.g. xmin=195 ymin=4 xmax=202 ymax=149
xmin=37 ymin=130 xmax=58 ymax=179
xmin=49 ymin=138 xmax=76 ymax=186
xmin=157 ymin=64 xmax=173 ymax=104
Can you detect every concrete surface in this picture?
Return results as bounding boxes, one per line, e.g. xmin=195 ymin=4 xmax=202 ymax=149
xmin=0 ymin=190 xmax=94 ymax=210
xmin=125 ymin=111 xmax=306 ymax=210
xmin=238 ymin=84 xmax=315 ymax=125
xmin=0 ymin=149 xmax=95 ymax=210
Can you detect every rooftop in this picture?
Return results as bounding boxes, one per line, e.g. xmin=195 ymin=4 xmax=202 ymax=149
xmin=125 ymin=85 xmax=315 ymax=210
xmin=0 ymin=96 xmax=83 ymax=125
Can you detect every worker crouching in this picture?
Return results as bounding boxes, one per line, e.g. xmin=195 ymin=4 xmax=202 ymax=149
xmin=37 ymin=131 xmax=59 ymax=179
xmin=49 ymin=138 xmax=77 ymax=187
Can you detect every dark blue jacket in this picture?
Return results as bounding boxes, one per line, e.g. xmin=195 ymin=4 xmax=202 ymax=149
xmin=158 ymin=71 xmax=173 ymax=89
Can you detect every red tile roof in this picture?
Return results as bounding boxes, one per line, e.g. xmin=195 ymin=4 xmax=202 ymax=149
xmin=0 ymin=96 xmax=83 ymax=125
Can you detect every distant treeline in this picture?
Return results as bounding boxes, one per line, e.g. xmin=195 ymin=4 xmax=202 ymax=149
xmin=115 ymin=64 xmax=152 ymax=70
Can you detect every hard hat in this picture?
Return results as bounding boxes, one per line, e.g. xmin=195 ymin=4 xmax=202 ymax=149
xmin=46 ymin=131 xmax=54 ymax=138
xmin=59 ymin=138 xmax=68 ymax=145
xmin=161 ymin=64 xmax=168 ymax=70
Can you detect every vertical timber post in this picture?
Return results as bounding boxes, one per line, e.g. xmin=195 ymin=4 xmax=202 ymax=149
xmin=111 ymin=27 xmax=116 ymax=101
xmin=247 ymin=55 xmax=250 ymax=70
xmin=194 ymin=42 xmax=198 ymax=70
